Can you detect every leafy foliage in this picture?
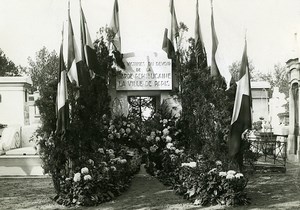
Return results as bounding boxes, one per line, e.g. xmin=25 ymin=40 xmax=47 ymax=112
xmin=180 ymin=37 xmax=235 ymax=164
xmin=253 ymin=63 xmax=289 ymax=97
xmin=0 ymin=49 xmax=21 ymax=76
xmin=32 ymin=39 xmax=142 ymax=207
xmin=229 ymin=60 xmax=255 ymax=81
xmin=141 ymin=116 xmax=250 ymax=207
xmin=56 ymin=148 xmax=141 ymax=206
xmin=28 ymin=47 xmax=59 ymax=92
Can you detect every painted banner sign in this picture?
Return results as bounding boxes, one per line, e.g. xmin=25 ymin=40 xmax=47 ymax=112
xmin=116 ymin=54 xmax=172 ymax=90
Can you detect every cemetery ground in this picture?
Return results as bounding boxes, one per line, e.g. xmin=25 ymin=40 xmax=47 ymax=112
xmin=0 ymin=163 xmax=300 ymax=210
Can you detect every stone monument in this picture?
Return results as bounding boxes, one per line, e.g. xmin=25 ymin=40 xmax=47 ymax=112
xmin=286 ymin=34 xmax=300 ymax=161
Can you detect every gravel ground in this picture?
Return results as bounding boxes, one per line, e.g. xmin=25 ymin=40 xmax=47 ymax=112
xmin=1 ymin=163 xmax=300 ymax=210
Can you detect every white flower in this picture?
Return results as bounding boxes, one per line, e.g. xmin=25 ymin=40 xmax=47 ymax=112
xmin=163 ymin=128 xmax=169 ymax=136
xmin=150 ymin=131 xmax=156 ymax=137
xmin=226 ymin=174 xmax=235 ymax=179
xmin=188 ymin=162 xmax=197 ymax=168
xmin=81 ymin=167 xmax=89 ymax=174
xmin=227 ymin=170 xmax=236 ymax=175
xmin=88 ymin=159 xmax=94 ymax=166
xmin=215 ymin=160 xmax=222 ymax=166
xmin=121 ymin=159 xmax=127 ymax=164
xmin=98 ymin=148 xmax=105 ymax=154
xmin=219 ymin=171 xmax=227 ymax=177
xmin=116 ymin=133 xmax=121 ymax=139
xmin=166 ymin=136 xmax=172 ymax=142
xmin=110 ymin=166 xmax=117 ymax=171
xmin=146 ymin=136 xmax=151 ymax=142
xmin=83 ymin=175 xmax=92 ymax=181
xmin=73 ymin=173 xmax=81 ymax=182
xmin=150 ymin=146 xmax=157 ymax=153
xmin=126 ymin=128 xmax=131 ymax=134
xmin=181 ymin=162 xmax=196 ymax=168
xmin=130 ymin=123 xmax=136 ymax=129
xmin=235 ymin=173 xmax=244 ymax=178
xmin=163 ymin=119 xmax=168 ymax=124
xmin=120 ymin=128 xmax=125 ymax=134
xmin=181 ymin=163 xmax=188 ymax=167
xmin=166 ymin=143 xmax=173 ymax=149
xmin=194 ymin=199 xmax=201 ymax=205
xmin=109 ymin=153 xmax=115 ymax=159
xmin=175 ymin=149 xmax=180 ymax=154
xmin=155 ymin=136 xmax=160 ymax=142
xmin=108 ymin=149 xmax=114 ymax=154
xmin=108 ymin=134 xmax=114 ymax=140
xmin=170 ymin=146 xmax=176 ymax=150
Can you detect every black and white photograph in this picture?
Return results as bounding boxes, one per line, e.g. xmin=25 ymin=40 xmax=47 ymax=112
xmin=0 ymin=0 xmax=299 ymax=209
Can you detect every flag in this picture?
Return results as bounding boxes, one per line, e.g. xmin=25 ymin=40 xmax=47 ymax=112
xmin=56 ymin=26 xmax=69 ymax=135
xmin=162 ymin=0 xmax=179 ymax=59
xmin=67 ymin=6 xmax=79 ymax=87
xmin=228 ymin=40 xmax=252 ymax=157
xmin=108 ymin=0 xmax=125 ymax=70
xmin=110 ymin=0 xmax=121 ymax=52
xmin=195 ymin=0 xmax=207 ymax=67
xmin=80 ymin=1 xmax=99 ymax=77
xmin=210 ymin=0 xmax=221 ymax=78
xmin=210 ymin=0 xmax=233 ymax=89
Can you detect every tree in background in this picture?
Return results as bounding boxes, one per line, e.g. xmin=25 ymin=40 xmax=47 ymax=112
xmin=27 ymin=47 xmax=59 ymax=133
xmin=230 ymin=61 xmax=289 ymax=98
xmin=253 ymin=63 xmax=289 ymax=97
xmin=0 ymin=49 xmax=21 ymax=76
xmin=28 ymin=47 xmax=59 ymax=92
xmin=229 ymin=60 xmax=255 ymax=81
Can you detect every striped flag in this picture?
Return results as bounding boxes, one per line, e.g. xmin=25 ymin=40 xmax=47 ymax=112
xmin=80 ymin=1 xmax=99 ymax=78
xmin=109 ymin=0 xmax=125 ymax=70
xmin=56 ymin=26 xmax=69 ymax=135
xmin=210 ymin=0 xmax=233 ymax=89
xmin=195 ymin=0 xmax=207 ymax=68
xmin=110 ymin=0 xmax=121 ymax=52
xmin=162 ymin=0 xmax=179 ymax=59
xmin=228 ymin=40 xmax=252 ymax=158
xmin=67 ymin=6 xmax=79 ymax=87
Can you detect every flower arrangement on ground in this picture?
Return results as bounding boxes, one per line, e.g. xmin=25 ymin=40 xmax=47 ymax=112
xmin=141 ymin=112 xmax=250 ymax=207
xmin=55 ymin=147 xmax=141 ymax=206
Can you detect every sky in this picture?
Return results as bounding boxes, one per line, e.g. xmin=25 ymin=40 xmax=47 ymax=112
xmin=0 ymin=0 xmax=300 ymax=73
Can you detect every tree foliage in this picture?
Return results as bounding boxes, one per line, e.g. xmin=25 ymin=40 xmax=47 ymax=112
xmin=27 ymin=47 xmax=59 ymax=134
xmin=229 ymin=60 xmax=255 ymax=81
xmin=32 ymin=37 xmax=114 ymax=193
xmin=253 ymin=63 xmax=289 ymax=97
xmin=180 ymin=37 xmax=236 ymax=166
xmin=229 ymin=61 xmax=289 ymax=98
xmin=28 ymin=47 xmax=59 ymax=92
xmin=0 ymin=49 xmax=21 ymax=76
